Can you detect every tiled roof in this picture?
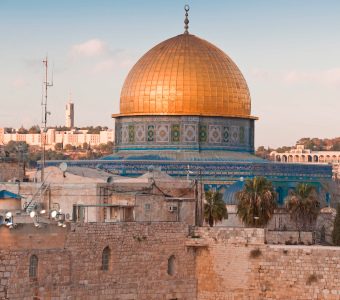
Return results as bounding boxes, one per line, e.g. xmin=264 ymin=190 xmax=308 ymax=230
xmin=0 ymin=190 xmax=22 ymax=200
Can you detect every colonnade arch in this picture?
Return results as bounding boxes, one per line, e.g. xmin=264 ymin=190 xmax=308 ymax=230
xmin=272 ymin=153 xmax=340 ymax=163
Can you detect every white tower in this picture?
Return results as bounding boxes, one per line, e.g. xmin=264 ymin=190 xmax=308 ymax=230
xmin=65 ymin=95 xmax=74 ymax=128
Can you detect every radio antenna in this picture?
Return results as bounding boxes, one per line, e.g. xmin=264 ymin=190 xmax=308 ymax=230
xmin=41 ymin=56 xmax=53 ymax=182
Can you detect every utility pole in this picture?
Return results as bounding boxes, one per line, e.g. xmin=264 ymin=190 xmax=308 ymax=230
xmin=41 ymin=57 xmax=53 ymax=182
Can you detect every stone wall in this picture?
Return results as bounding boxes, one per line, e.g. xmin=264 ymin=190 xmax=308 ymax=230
xmin=1 ymin=224 xmax=340 ymax=299
xmin=265 ymin=230 xmax=313 ymax=245
xmin=0 ymin=222 xmax=196 ymax=300
xmin=193 ymin=227 xmax=340 ymax=300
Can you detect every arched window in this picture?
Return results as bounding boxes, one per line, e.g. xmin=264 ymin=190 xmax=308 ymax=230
xmin=29 ymin=255 xmax=38 ymax=278
xmin=102 ymin=246 xmax=111 ymax=271
xmin=167 ymin=255 xmax=175 ymax=276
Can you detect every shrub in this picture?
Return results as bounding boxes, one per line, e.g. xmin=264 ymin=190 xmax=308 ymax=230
xmin=306 ymin=274 xmax=318 ymax=285
xmin=249 ymin=248 xmax=262 ymax=258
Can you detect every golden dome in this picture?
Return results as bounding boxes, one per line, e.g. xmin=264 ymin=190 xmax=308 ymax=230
xmin=116 ymin=34 xmax=256 ymax=119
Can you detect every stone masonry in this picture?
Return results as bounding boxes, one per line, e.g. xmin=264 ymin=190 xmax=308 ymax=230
xmin=1 ymin=224 xmax=340 ymax=299
xmin=0 ymin=222 xmax=196 ymax=300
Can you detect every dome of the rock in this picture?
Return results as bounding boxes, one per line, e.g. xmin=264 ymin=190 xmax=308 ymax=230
xmin=118 ymin=33 xmax=255 ymax=119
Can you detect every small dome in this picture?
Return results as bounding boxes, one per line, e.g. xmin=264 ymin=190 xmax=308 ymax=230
xmin=118 ymin=34 xmax=255 ymax=119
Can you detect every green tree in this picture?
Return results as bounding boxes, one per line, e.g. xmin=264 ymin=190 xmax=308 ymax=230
xmin=64 ymin=144 xmax=74 ymax=151
xmin=332 ymin=204 xmax=340 ymax=246
xmin=4 ymin=141 xmax=29 ymax=154
xmin=17 ymin=126 xmax=28 ymax=134
xmin=54 ymin=143 xmax=63 ymax=151
xmin=204 ymin=191 xmax=228 ymax=227
xmin=82 ymin=142 xmax=89 ymax=150
xmin=28 ymin=125 xmax=41 ymax=134
xmin=332 ymin=142 xmax=340 ymax=151
xmin=286 ymin=183 xmax=320 ymax=241
xmin=236 ymin=177 xmax=277 ymax=227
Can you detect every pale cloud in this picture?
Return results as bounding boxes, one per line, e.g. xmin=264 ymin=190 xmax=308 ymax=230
xmin=249 ymin=67 xmax=340 ymax=87
xmin=71 ymin=39 xmax=108 ymax=57
xmin=94 ymin=58 xmax=116 ymax=73
xmin=93 ymin=50 xmax=134 ymax=73
xmin=283 ymin=68 xmax=340 ymax=86
xmin=11 ymin=78 xmax=28 ymax=88
xmin=249 ymin=68 xmax=272 ymax=80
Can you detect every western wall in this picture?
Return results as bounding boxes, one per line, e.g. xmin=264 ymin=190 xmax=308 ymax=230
xmin=1 ymin=222 xmax=340 ymax=299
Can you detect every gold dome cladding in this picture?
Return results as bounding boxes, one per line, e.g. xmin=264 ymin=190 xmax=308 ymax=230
xmin=117 ymin=34 xmax=255 ymax=119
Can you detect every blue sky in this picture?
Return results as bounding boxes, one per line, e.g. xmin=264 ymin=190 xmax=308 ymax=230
xmin=1 ymin=0 xmax=340 ymax=147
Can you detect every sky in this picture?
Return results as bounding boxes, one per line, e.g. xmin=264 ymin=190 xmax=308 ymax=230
xmin=0 ymin=0 xmax=340 ymax=148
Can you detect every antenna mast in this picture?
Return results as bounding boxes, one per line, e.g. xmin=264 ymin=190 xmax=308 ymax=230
xmin=41 ymin=57 xmax=53 ymax=182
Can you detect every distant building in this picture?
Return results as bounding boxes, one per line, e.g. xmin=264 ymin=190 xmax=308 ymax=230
xmin=270 ymin=144 xmax=340 ymax=178
xmin=0 ymin=127 xmax=114 ymax=149
xmin=65 ymin=99 xmax=74 ymax=128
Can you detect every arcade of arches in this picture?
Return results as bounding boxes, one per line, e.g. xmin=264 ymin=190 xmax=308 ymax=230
xmin=271 ymin=145 xmax=340 ymax=164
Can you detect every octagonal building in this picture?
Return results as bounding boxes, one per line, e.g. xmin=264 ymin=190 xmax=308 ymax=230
xmin=45 ymin=10 xmax=332 ymax=204
xmin=113 ymin=32 xmax=257 ymax=155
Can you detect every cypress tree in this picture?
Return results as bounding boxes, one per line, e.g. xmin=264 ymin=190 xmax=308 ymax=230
xmin=332 ymin=204 xmax=340 ymax=246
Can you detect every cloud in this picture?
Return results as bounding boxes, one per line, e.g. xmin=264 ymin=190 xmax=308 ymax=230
xmin=249 ymin=68 xmax=272 ymax=80
xmin=94 ymin=58 xmax=116 ymax=73
xmin=249 ymin=67 xmax=340 ymax=87
xmin=93 ymin=50 xmax=134 ymax=73
xmin=71 ymin=39 xmax=108 ymax=57
xmin=11 ymin=78 xmax=28 ymax=89
xmin=283 ymin=68 xmax=340 ymax=86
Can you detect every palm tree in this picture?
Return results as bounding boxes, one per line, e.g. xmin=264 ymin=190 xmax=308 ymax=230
xmin=204 ymin=190 xmax=228 ymax=227
xmin=236 ymin=177 xmax=277 ymax=227
xmin=332 ymin=204 xmax=340 ymax=246
xmin=286 ymin=183 xmax=320 ymax=241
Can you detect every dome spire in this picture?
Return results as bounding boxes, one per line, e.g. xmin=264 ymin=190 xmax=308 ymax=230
xmin=184 ymin=5 xmax=190 ymax=34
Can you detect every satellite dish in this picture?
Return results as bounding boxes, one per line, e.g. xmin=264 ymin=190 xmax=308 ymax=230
xmin=51 ymin=210 xmax=58 ymax=218
xmin=5 ymin=212 xmax=12 ymax=219
xmin=30 ymin=211 xmax=36 ymax=218
xmin=107 ymin=176 xmax=113 ymax=184
xmin=59 ymin=162 xmax=68 ymax=172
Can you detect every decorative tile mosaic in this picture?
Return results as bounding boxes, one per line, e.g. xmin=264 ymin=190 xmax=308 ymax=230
xmin=209 ymin=125 xmax=222 ymax=144
xmin=115 ymin=115 xmax=254 ymax=151
xmin=230 ymin=126 xmax=239 ymax=144
xmin=122 ymin=125 xmax=129 ymax=144
xmin=223 ymin=126 xmax=230 ymax=143
xmin=199 ymin=124 xmax=207 ymax=143
xmin=147 ymin=125 xmax=155 ymax=142
xmin=135 ymin=124 xmax=146 ymax=142
xmin=128 ymin=125 xmax=135 ymax=143
xmin=156 ymin=124 xmax=170 ymax=143
xmin=183 ymin=124 xmax=197 ymax=143
xmin=239 ymin=126 xmax=245 ymax=144
xmin=171 ymin=124 xmax=180 ymax=142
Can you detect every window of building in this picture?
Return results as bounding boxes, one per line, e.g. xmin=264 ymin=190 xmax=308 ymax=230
xmin=167 ymin=255 xmax=175 ymax=276
xmin=102 ymin=246 xmax=111 ymax=271
xmin=29 ymin=255 xmax=38 ymax=278
xmin=144 ymin=203 xmax=151 ymax=211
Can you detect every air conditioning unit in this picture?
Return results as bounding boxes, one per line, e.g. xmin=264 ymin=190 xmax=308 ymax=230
xmin=168 ymin=205 xmax=178 ymax=213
